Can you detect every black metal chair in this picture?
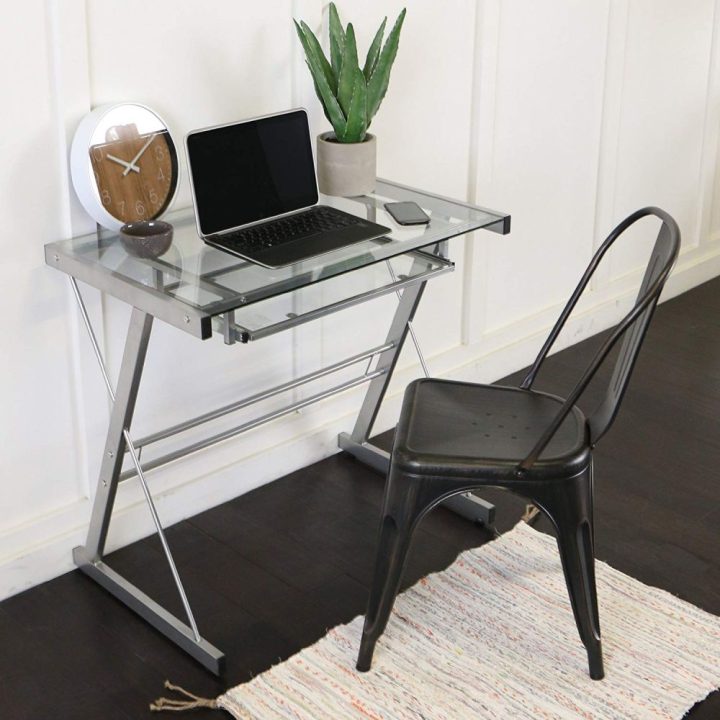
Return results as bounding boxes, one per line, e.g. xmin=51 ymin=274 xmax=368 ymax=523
xmin=356 ymin=207 xmax=680 ymax=680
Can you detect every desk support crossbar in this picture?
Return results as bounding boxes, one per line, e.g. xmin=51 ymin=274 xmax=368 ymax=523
xmin=350 ymin=270 xmax=427 ymax=444
xmin=132 ymin=341 xmax=395 ymax=451
xmin=385 ymin=260 xmax=430 ymax=379
xmin=119 ymin=368 xmax=387 ymax=482
xmin=69 ymin=279 xmax=223 ymax=673
xmin=338 ymin=265 xmax=496 ymax=528
xmin=72 ymin=548 xmax=224 ymax=674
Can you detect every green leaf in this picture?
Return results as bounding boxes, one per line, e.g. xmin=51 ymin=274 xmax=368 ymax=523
xmin=341 ymin=67 xmax=368 ymax=143
xmin=337 ymin=23 xmax=359 ymax=117
xmin=295 ymin=21 xmax=338 ymax=125
xmin=330 ymin=36 xmax=343 ymax=80
xmin=310 ymin=74 xmax=333 ymax=126
xmin=294 ymin=20 xmax=326 ymax=89
xmin=367 ymin=8 xmax=406 ymax=123
xmin=363 ymin=17 xmax=386 ymax=81
xmin=304 ymin=60 xmax=346 ymax=139
xmin=296 ymin=19 xmax=336 ymax=94
xmin=328 ymin=3 xmax=346 ymax=78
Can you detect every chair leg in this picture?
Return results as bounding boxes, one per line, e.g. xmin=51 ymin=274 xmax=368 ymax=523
xmin=534 ymin=468 xmax=604 ymax=680
xmin=357 ymin=467 xmax=425 ymax=672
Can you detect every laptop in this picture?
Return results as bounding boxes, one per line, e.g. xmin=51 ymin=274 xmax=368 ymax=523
xmin=185 ymin=108 xmax=391 ymax=268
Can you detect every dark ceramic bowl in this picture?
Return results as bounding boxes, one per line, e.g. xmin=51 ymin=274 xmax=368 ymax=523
xmin=119 ymin=220 xmax=174 ymax=259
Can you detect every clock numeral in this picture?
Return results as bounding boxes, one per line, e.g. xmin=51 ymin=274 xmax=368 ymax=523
xmin=117 ymin=200 xmax=125 ymax=216
xmin=92 ymin=147 xmax=103 ymax=163
xmin=157 ymin=167 xmax=165 ymax=182
xmin=135 ymin=200 xmax=146 ymax=217
xmin=154 ymin=144 xmax=165 ymax=161
xmin=148 ymin=187 xmax=159 ymax=206
xmin=101 ymin=189 xmax=111 ymax=206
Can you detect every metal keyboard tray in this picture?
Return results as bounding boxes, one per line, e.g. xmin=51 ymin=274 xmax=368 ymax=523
xmin=214 ymin=250 xmax=454 ymax=343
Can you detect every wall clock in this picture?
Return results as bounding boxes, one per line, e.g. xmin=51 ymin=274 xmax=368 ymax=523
xmin=70 ymin=103 xmax=179 ymax=231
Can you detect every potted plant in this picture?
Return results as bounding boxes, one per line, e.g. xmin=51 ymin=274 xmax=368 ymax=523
xmin=294 ymin=3 xmax=406 ymax=197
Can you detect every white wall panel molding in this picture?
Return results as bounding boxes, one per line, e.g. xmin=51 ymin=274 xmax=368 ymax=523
xmin=46 ymin=0 xmax=109 ymax=501
xmin=608 ymin=0 xmax=717 ymax=282
xmin=46 ymin=0 xmax=94 ymax=239
xmin=590 ymin=0 xmax=629 ymax=294
xmin=698 ymin=0 xmax=720 ymax=246
xmin=463 ymin=0 xmax=501 ymax=345
xmin=0 ymin=0 xmax=91 ymax=534
xmin=470 ymin=0 xmax=610 ymax=334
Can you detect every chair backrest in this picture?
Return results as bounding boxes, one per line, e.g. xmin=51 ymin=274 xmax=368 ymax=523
xmin=517 ymin=207 xmax=680 ymax=473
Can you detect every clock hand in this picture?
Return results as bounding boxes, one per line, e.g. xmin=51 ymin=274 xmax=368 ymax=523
xmin=106 ymin=154 xmax=140 ymax=173
xmin=122 ymin=133 xmax=158 ymax=176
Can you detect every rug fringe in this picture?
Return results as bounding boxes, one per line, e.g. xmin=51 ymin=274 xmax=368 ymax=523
xmin=521 ymin=503 xmax=540 ymax=525
xmin=150 ymin=680 xmax=219 ymax=713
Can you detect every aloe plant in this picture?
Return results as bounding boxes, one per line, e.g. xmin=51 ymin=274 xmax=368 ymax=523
xmin=294 ymin=3 xmax=406 ymax=143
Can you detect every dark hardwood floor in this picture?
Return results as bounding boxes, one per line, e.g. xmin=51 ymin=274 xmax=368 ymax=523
xmin=2 ymin=277 xmax=720 ymax=719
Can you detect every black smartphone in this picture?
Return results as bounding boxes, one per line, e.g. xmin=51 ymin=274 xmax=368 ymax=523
xmin=384 ymin=201 xmax=430 ymax=225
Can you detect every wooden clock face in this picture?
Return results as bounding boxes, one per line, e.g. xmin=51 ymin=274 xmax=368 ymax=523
xmin=89 ymin=124 xmax=178 ymax=224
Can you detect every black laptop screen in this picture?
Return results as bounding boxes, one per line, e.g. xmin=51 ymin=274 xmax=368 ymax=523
xmin=186 ymin=110 xmax=319 ymax=236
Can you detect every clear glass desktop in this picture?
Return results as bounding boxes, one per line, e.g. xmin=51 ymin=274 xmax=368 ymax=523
xmin=46 ymin=179 xmax=509 ymax=341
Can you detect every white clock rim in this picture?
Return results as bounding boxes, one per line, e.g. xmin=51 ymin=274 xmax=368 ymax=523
xmin=70 ymin=102 xmax=179 ymax=232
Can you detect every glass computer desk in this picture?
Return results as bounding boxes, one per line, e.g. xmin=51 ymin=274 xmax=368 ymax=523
xmin=45 ymin=179 xmax=510 ymax=674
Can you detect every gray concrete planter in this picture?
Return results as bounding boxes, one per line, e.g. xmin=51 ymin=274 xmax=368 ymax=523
xmin=316 ymin=132 xmax=377 ymax=197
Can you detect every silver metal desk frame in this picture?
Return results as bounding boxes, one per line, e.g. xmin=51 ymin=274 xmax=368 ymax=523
xmin=68 ymin=258 xmax=453 ymax=675
xmin=54 ymin=186 xmax=509 ymax=675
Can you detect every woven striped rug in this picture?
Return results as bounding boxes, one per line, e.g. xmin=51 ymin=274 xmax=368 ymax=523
xmin=219 ymin=522 xmax=720 ymax=719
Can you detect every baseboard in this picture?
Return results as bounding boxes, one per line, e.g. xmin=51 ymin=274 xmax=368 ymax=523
xmin=1 ymin=246 xmax=718 ymax=601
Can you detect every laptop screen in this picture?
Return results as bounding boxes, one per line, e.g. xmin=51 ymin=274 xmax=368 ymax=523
xmin=186 ymin=109 xmax=319 ymax=236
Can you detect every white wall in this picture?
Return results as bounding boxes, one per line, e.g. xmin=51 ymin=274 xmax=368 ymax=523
xmin=1 ymin=0 xmax=719 ymax=599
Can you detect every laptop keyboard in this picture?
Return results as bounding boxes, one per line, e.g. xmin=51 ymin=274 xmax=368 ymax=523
xmin=221 ymin=206 xmax=360 ymax=253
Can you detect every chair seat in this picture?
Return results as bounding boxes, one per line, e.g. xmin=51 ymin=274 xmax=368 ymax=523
xmin=393 ymin=378 xmax=591 ymax=480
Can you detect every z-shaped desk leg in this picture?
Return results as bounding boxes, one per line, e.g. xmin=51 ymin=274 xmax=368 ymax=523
xmin=70 ymin=279 xmax=224 ymax=674
xmin=338 ymin=274 xmax=495 ymax=528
